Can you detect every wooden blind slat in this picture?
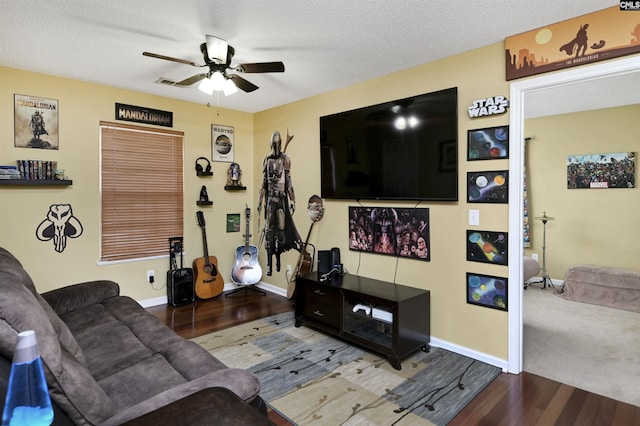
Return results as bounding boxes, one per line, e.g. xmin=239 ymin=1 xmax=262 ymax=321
xmin=100 ymin=122 xmax=184 ymax=262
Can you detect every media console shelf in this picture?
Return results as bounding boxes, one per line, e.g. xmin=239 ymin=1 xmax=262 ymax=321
xmin=295 ymin=271 xmax=430 ymax=370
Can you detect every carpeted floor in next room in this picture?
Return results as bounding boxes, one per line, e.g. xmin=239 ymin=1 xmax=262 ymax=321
xmin=523 ymin=285 xmax=640 ymax=407
xmin=192 ymin=311 xmax=501 ymax=426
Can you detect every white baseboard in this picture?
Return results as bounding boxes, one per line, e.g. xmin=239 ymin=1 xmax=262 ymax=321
xmin=138 ymin=281 xmax=286 ymax=308
xmin=429 ymin=337 xmax=508 ymax=372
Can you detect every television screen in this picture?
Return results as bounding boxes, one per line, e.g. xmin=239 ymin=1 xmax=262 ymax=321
xmin=320 ymin=87 xmax=458 ymax=201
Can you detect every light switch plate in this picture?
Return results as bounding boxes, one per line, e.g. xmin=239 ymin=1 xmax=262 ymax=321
xmin=469 ymin=209 xmax=480 ymax=226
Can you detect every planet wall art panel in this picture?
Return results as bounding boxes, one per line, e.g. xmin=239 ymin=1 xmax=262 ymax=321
xmin=466 ymin=230 xmax=508 ymax=266
xmin=466 ymin=272 xmax=508 ymax=311
xmin=467 ymin=170 xmax=508 ymax=203
xmin=467 ymin=125 xmax=509 ymax=160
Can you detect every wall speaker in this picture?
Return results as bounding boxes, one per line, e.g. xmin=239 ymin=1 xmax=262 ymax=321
xmin=167 ymin=268 xmax=194 ymax=306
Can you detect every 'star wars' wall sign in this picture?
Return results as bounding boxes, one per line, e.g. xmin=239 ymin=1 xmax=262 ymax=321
xmin=467 ymin=96 xmax=509 ymax=118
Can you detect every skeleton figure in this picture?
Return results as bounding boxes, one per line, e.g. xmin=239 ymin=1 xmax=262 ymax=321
xmin=258 ymin=130 xmax=301 ymax=275
xmin=36 ymin=204 xmax=83 ymax=252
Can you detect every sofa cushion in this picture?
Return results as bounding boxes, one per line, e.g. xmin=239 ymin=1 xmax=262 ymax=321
xmin=0 ymin=247 xmax=115 ymax=425
xmin=0 ymin=248 xmax=85 ymax=365
xmin=0 ymin=278 xmax=115 ymax=425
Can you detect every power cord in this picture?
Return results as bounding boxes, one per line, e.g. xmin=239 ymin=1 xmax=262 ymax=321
xmin=319 ymin=265 xmax=347 ymax=282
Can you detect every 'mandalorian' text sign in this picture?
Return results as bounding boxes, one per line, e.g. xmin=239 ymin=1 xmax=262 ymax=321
xmin=115 ymin=103 xmax=173 ymax=127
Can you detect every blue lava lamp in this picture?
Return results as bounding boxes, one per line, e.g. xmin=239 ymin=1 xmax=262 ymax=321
xmin=2 ymin=330 xmax=53 ymax=426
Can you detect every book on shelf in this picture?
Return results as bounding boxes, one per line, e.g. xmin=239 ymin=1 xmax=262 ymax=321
xmin=16 ymin=160 xmax=58 ymax=180
xmin=0 ymin=165 xmax=21 ymax=179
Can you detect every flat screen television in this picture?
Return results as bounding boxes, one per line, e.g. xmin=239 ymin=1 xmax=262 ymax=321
xmin=320 ymin=87 xmax=458 ymax=201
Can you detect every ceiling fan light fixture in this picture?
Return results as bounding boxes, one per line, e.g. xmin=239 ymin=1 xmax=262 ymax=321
xmin=210 ymin=71 xmax=226 ymax=91
xmin=198 ymin=77 xmax=215 ymax=95
xmin=205 ymin=35 xmax=228 ymax=63
xmin=223 ymin=78 xmax=238 ymax=96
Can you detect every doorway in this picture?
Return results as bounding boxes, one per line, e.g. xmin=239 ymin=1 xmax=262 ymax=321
xmin=506 ymin=55 xmax=640 ymax=373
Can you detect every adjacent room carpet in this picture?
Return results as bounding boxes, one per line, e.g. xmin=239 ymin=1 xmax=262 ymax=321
xmin=524 ymin=287 xmax=640 ymax=407
xmin=192 ymin=312 xmax=501 ymax=425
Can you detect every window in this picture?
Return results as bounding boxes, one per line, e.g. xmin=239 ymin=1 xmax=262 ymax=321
xmin=100 ymin=121 xmax=184 ymax=262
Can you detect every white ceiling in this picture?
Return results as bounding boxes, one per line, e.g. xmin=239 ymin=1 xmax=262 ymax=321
xmin=0 ymin=0 xmax=623 ymax=114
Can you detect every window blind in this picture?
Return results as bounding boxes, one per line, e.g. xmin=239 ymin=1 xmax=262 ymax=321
xmin=100 ymin=121 xmax=184 ymax=261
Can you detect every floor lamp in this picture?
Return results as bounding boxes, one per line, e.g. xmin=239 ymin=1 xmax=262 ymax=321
xmin=532 ymin=211 xmax=554 ymax=289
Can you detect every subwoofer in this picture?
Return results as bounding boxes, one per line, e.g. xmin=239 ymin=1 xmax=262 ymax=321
xmin=167 ymin=268 xmax=194 ymax=307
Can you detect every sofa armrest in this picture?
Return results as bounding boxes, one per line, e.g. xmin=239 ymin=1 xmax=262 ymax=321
xmin=42 ymin=280 xmax=120 ymax=315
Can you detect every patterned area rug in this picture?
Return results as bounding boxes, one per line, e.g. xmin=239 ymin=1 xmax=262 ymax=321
xmin=192 ymin=312 xmax=500 ymax=425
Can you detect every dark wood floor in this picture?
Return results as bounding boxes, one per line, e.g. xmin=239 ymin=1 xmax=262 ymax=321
xmin=147 ymin=290 xmax=640 ymax=426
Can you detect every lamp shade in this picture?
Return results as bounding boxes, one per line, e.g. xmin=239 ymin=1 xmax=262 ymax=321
xmin=198 ymin=77 xmax=215 ymax=95
xmin=223 ymin=79 xmax=238 ymax=96
xmin=210 ymin=71 xmax=226 ymax=91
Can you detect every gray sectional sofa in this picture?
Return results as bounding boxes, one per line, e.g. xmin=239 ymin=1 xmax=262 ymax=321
xmin=0 ymin=247 xmax=265 ymax=425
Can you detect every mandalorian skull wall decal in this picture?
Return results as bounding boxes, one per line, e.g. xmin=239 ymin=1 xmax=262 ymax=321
xmin=36 ymin=204 xmax=83 ymax=252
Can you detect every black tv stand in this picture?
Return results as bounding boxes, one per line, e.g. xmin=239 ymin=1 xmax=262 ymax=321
xmin=294 ymin=272 xmax=430 ymax=370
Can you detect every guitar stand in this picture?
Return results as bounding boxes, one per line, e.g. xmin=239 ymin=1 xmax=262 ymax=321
xmin=225 ymin=284 xmax=266 ymax=297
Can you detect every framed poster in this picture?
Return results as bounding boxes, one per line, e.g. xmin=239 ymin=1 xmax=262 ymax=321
xmin=467 ymin=170 xmax=508 ymax=203
xmin=226 ymin=213 xmax=241 ymax=232
xmin=505 ymin=6 xmax=640 ymax=81
xmin=349 ymin=206 xmax=430 ymax=261
xmin=467 ymin=125 xmax=509 ymax=160
xmin=466 ymin=272 xmax=508 ymax=311
xmin=212 ymin=124 xmax=234 ymax=162
xmin=567 ymin=152 xmax=635 ymax=189
xmin=14 ymin=94 xmax=59 ymax=149
xmin=439 ymin=139 xmax=457 ymax=171
xmin=466 ymin=230 xmax=508 ymax=265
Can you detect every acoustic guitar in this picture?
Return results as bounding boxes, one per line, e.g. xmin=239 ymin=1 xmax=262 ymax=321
xmin=193 ymin=211 xmax=223 ymax=299
xmin=287 ymin=195 xmax=324 ymax=299
xmin=230 ymin=206 xmax=262 ymax=285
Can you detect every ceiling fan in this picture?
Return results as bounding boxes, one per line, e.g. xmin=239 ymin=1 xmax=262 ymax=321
xmin=143 ymin=35 xmax=284 ymax=94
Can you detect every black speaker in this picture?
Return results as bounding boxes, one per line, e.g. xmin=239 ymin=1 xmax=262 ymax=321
xmin=331 ymin=247 xmax=341 ymax=268
xmin=167 ymin=268 xmax=194 ymax=307
xmin=318 ymin=250 xmax=331 ymax=274
xmin=318 ymin=247 xmax=341 ymax=274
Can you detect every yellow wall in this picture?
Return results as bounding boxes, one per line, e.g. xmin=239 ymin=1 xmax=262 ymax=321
xmin=1 ymin=67 xmax=255 ymax=301
xmin=1 ymin=42 xmax=512 ymax=360
xmin=525 ymin=105 xmax=640 ymax=277
xmin=255 ymin=43 xmax=511 ymax=358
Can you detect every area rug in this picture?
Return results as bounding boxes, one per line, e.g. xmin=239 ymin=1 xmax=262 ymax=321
xmin=192 ymin=312 xmax=501 ymax=425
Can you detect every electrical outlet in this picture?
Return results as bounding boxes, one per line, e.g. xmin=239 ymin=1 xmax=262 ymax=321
xmin=147 ymin=270 xmax=155 ymax=284
xmin=531 ymin=253 xmax=539 ymax=262
xmin=286 ymin=264 xmax=292 ymax=274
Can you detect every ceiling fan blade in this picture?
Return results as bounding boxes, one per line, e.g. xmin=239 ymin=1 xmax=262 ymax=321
xmin=228 ymin=74 xmax=259 ymax=93
xmin=235 ymin=62 xmax=285 ymax=73
xmin=143 ymin=51 xmax=205 ymax=67
xmin=175 ymin=73 xmax=207 ymax=86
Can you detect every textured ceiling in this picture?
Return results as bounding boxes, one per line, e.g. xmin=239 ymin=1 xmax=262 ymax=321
xmin=0 ymin=0 xmax=622 ymax=113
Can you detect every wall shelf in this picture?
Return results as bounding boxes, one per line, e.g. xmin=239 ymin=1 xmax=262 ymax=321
xmin=0 ymin=179 xmax=73 ymax=187
xmin=196 ymin=171 xmax=213 ymax=177
xmin=196 ymin=200 xmax=213 ymax=206
xmin=224 ymin=185 xmax=246 ymax=191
